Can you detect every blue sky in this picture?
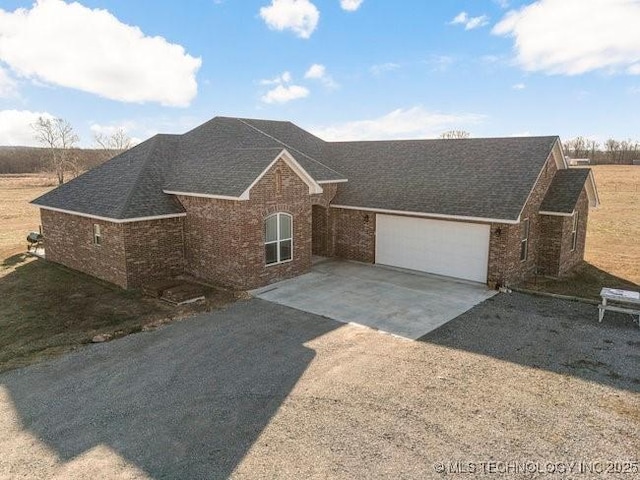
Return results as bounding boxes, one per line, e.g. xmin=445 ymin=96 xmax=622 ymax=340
xmin=0 ymin=0 xmax=639 ymax=146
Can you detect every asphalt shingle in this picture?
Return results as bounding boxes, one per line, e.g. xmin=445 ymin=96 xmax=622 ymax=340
xmin=31 ymin=116 xmax=562 ymax=223
xmin=539 ymin=168 xmax=591 ymax=214
xmin=323 ymin=136 xmax=559 ymax=221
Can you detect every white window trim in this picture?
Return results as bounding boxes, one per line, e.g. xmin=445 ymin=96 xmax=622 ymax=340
xmin=93 ymin=223 xmax=102 ymax=246
xmin=520 ymin=218 xmax=529 ymax=262
xmin=571 ymin=213 xmax=579 ymax=252
xmin=265 ymin=213 xmax=293 ymax=266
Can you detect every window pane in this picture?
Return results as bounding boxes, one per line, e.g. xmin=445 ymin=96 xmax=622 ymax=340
xmin=520 ymin=219 xmax=529 ymax=240
xmin=280 ymin=240 xmax=292 ymax=261
xmin=265 ymin=243 xmax=278 ymax=264
xmin=279 ymin=214 xmax=292 ymax=239
xmin=520 ymin=241 xmax=527 ymax=261
xmin=265 ymin=216 xmax=277 ymax=243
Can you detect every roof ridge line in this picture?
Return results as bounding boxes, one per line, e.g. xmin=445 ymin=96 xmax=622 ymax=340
xmin=236 ymin=118 xmax=346 ymax=178
xmin=116 ymin=135 xmax=162 ymax=219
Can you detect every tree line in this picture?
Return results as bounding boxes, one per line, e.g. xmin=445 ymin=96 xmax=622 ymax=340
xmin=563 ymin=136 xmax=639 ymax=164
xmin=0 ymin=117 xmax=133 ymax=183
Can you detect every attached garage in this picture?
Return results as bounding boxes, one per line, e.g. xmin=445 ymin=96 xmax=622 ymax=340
xmin=375 ymin=214 xmax=490 ymax=283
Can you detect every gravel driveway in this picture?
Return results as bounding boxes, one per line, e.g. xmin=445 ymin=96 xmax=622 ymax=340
xmin=0 ymin=294 xmax=638 ymax=479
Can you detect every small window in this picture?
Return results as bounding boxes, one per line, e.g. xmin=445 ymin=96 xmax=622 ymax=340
xmin=520 ymin=218 xmax=529 ymax=262
xmin=265 ymin=213 xmax=292 ymax=265
xmin=93 ymin=224 xmax=102 ymax=246
xmin=571 ymin=213 xmax=579 ymax=251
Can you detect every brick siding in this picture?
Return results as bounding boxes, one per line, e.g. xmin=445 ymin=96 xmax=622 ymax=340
xmin=330 ymin=207 xmax=376 ymax=263
xmin=123 ymin=217 xmax=185 ymax=288
xmin=41 ymin=210 xmax=186 ymax=289
xmin=538 ymin=188 xmax=588 ymax=277
xmin=40 ymin=209 xmax=128 ymax=288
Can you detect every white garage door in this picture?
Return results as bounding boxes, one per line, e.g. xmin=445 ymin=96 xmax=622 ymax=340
xmin=376 ymin=215 xmax=490 ymax=283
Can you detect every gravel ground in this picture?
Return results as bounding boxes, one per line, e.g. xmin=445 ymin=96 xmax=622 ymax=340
xmin=0 ymin=294 xmax=638 ymax=479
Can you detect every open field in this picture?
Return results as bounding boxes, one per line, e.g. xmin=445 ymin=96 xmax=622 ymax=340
xmin=0 ymin=174 xmax=54 ymax=260
xmin=586 ymin=165 xmax=640 ymax=283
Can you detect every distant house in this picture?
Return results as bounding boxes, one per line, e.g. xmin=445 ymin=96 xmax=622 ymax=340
xmin=566 ymin=157 xmax=591 ymax=166
xmin=32 ymin=116 xmax=599 ymax=290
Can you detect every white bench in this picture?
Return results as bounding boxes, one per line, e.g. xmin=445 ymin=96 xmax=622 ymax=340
xmin=598 ymin=288 xmax=640 ymax=327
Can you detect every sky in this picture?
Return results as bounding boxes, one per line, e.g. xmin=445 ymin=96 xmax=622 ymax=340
xmin=0 ymin=0 xmax=639 ymax=147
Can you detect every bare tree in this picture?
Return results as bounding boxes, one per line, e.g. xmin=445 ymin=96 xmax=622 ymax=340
xmin=94 ymin=128 xmax=133 ymax=160
xmin=439 ymin=130 xmax=470 ymax=139
xmin=605 ymin=138 xmax=621 ymax=164
xmin=32 ymin=117 xmax=80 ymax=184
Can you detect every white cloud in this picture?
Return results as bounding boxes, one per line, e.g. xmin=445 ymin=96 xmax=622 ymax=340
xmin=0 ymin=110 xmax=54 ymax=146
xmin=0 ymin=66 xmax=17 ymax=98
xmin=261 ymin=84 xmax=309 ymax=104
xmin=512 ymin=83 xmax=526 ymax=90
xmin=259 ymin=0 xmax=319 ymax=39
xmin=494 ymin=0 xmax=510 ymax=8
xmin=493 ymin=0 xmax=640 ymax=76
xmin=370 ymin=62 xmax=400 ymax=76
xmin=304 ymin=64 xmax=325 ymax=79
xmin=259 ymin=70 xmax=310 ymax=103
xmin=340 ymin=0 xmax=364 ymax=12
xmin=450 ymin=11 xmax=489 ymax=30
xmin=310 ymin=107 xmax=485 ymax=141
xmin=0 ymin=0 xmax=201 ymax=106
xmin=260 ymin=71 xmax=293 ymax=85
xmin=304 ymin=63 xmax=338 ymax=88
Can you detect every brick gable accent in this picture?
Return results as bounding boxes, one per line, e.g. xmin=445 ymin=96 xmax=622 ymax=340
xmin=177 ymin=158 xmax=338 ymax=289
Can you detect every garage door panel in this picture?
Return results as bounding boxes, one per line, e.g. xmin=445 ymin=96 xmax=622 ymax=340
xmin=375 ymin=215 xmax=490 ymax=283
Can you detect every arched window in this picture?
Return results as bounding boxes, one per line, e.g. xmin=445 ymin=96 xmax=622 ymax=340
xmin=265 ymin=213 xmax=293 ymax=265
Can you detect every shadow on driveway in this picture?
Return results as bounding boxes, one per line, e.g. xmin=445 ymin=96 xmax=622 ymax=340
xmin=0 ymin=299 xmax=342 ymax=479
xmin=420 ymin=292 xmax=640 ymax=393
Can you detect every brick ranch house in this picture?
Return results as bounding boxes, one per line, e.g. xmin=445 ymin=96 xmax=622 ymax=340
xmin=32 ymin=116 xmax=599 ymax=290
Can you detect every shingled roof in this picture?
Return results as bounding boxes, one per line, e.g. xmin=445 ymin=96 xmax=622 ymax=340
xmin=322 ymin=136 xmax=560 ymax=221
xmin=32 ymin=134 xmax=185 ymax=220
xmin=540 ymin=168 xmax=591 ymax=214
xmin=32 ymin=116 xmax=566 ymax=223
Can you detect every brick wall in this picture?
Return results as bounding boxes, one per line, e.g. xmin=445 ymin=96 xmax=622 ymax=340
xmin=41 ymin=209 xmax=186 ymax=289
xmin=330 ymin=207 xmax=376 ymax=263
xmin=312 ymin=205 xmax=329 ymax=256
xmin=40 ymin=209 xmax=128 ymax=288
xmin=123 ymin=217 xmax=185 ymax=288
xmin=558 ymin=188 xmax=588 ymax=276
xmin=487 ymin=153 xmax=559 ymax=287
xmin=538 ymin=215 xmax=563 ymax=276
xmin=178 ymin=158 xmax=339 ymax=289
xmin=538 ymin=188 xmax=588 ymax=277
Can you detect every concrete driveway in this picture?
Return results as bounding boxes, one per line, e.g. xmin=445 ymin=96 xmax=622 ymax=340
xmin=252 ymin=259 xmax=496 ymax=339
